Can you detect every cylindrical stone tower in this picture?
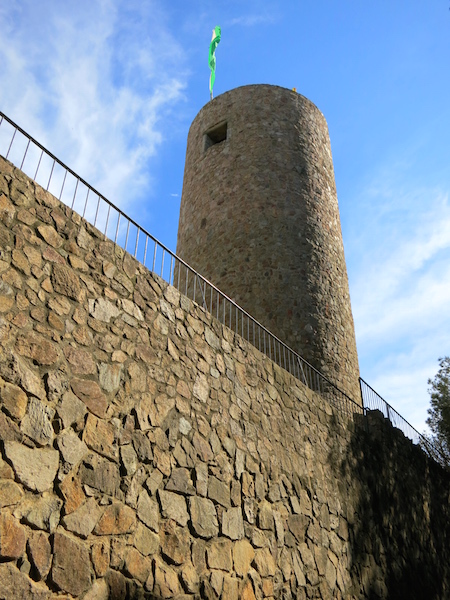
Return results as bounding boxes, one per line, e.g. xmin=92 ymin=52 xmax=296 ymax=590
xmin=176 ymin=84 xmax=360 ymax=402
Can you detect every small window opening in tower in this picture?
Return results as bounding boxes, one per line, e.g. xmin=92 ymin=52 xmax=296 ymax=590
xmin=204 ymin=121 xmax=227 ymax=151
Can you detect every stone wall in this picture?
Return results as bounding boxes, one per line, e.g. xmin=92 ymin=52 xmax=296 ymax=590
xmin=176 ymin=85 xmax=360 ymax=402
xmin=0 ymin=155 xmax=450 ymax=600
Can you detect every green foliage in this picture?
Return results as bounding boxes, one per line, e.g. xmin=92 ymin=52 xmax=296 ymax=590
xmin=426 ymin=357 xmax=450 ymax=468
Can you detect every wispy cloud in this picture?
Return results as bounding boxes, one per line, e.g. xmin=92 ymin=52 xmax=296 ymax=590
xmin=0 ymin=0 xmax=187 ymax=215
xmin=348 ymin=162 xmax=450 ymax=431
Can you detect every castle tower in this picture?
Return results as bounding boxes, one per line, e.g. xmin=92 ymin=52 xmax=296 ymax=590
xmin=176 ymin=84 xmax=360 ymax=402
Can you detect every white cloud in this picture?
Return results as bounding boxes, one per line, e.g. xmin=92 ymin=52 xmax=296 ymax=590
xmin=0 ymin=0 xmax=187 ymax=215
xmin=349 ymin=166 xmax=450 ymax=431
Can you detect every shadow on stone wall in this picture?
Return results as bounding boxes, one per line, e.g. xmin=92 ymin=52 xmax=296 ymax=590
xmin=337 ymin=410 xmax=450 ymax=600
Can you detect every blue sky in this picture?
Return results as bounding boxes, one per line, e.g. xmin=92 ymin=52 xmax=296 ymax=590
xmin=1 ymin=0 xmax=449 ymax=432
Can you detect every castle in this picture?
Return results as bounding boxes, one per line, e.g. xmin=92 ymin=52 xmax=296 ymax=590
xmin=0 ymin=87 xmax=449 ymax=599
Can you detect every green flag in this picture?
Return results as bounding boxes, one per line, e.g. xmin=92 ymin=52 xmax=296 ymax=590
xmin=208 ymin=26 xmax=221 ymax=99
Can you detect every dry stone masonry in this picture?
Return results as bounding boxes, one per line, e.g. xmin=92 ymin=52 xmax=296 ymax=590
xmin=176 ymin=85 xmax=360 ymax=402
xmin=0 ymin=153 xmax=450 ymax=600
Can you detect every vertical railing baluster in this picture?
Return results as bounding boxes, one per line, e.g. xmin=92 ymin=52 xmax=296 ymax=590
xmin=134 ymin=228 xmax=139 ymax=258
xmin=20 ymin=139 xmax=31 ymax=170
xmin=124 ymin=220 xmax=130 ymax=251
xmin=6 ymin=129 xmax=17 ymax=159
xmin=152 ymin=241 xmax=157 ymax=272
xmin=143 ymin=235 xmax=149 ymax=266
xmin=169 ymin=255 xmax=174 ymax=285
xmin=34 ymin=150 xmax=44 ymax=180
xmin=160 ymin=249 xmax=165 ymax=278
xmin=114 ymin=213 xmax=121 ymax=243
xmin=94 ymin=196 xmax=101 ymax=227
xmin=46 ymin=159 xmax=55 ymax=190
xmin=82 ymin=189 xmax=90 ymax=218
xmin=59 ymin=170 xmax=67 ymax=200
xmin=71 ymin=178 xmax=79 ymax=210
xmin=104 ymin=204 xmax=111 ymax=236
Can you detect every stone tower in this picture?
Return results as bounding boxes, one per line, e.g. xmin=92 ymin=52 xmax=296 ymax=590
xmin=176 ymin=84 xmax=360 ymax=401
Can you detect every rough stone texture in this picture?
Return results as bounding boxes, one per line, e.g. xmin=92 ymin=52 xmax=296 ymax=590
xmin=27 ymin=531 xmax=52 ymax=580
xmin=0 ymin=154 xmax=450 ymax=600
xmin=0 ymin=563 xmax=50 ymax=600
xmin=176 ymin=84 xmax=360 ymax=401
xmin=0 ymin=513 xmax=26 ymax=559
xmin=3 ymin=442 xmax=59 ymax=492
xmin=52 ymin=532 xmax=91 ymax=596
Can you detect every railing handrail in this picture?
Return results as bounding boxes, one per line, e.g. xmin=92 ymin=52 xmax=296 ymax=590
xmin=359 ymin=377 xmax=438 ymax=458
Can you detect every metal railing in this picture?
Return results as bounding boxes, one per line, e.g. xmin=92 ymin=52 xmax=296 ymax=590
xmin=0 ymin=109 xmax=373 ymax=423
xmin=359 ymin=378 xmax=437 ymax=458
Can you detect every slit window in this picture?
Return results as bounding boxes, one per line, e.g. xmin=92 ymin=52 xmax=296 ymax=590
xmin=204 ymin=121 xmax=227 ymax=151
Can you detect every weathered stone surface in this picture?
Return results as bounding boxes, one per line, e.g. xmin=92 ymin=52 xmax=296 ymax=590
xmin=83 ymin=578 xmax=109 ymax=600
xmin=137 ymin=490 xmax=160 ymax=532
xmin=120 ymin=444 xmax=138 ymax=476
xmin=0 ymin=513 xmax=26 ymax=559
xmin=94 ymin=502 xmax=136 ymax=535
xmin=181 ymin=562 xmax=199 ymax=594
xmin=71 ymin=378 xmax=107 ymax=418
xmin=258 ymin=500 xmax=274 ymax=531
xmin=98 ymin=362 xmax=122 ymax=393
xmin=20 ymin=397 xmax=54 ymax=446
xmin=292 ymin=549 xmax=307 ymax=587
xmin=166 ymin=467 xmax=196 ymax=495
xmin=83 ymin=413 xmax=116 ymax=460
xmin=3 ymin=441 xmax=58 ymax=492
xmin=189 ymin=496 xmax=219 ymax=539
xmin=0 ymin=563 xmax=50 ymax=599
xmin=37 ymin=224 xmax=63 ymax=248
xmin=52 ymin=532 xmax=91 ymax=596
xmin=160 ymin=519 xmax=190 ymax=565
xmin=240 ymin=578 xmax=257 ymax=600
xmin=14 ymin=355 xmax=46 ymax=400
xmin=253 ymin=547 xmax=276 ymax=577
xmin=63 ymin=497 xmax=103 ymax=537
xmin=207 ymin=539 xmax=233 ymax=571
xmin=51 ymin=263 xmax=84 ymax=301
xmin=233 ymin=539 xmax=255 ymax=577
xmin=79 ymin=458 xmax=120 ymax=496
xmin=0 ymin=480 xmax=23 ymax=507
xmin=193 ymin=374 xmax=210 ymax=403
xmin=105 ymin=569 xmax=127 ymax=600
xmin=88 ymin=297 xmax=120 ymax=322
xmin=222 ymin=507 xmax=245 ymax=540
xmin=27 ymin=531 xmax=52 ymax=580
xmin=57 ymin=390 xmax=87 ymax=428
xmin=91 ymin=540 xmax=110 ymax=577
xmin=132 ymin=431 xmax=153 ymax=463
xmin=158 ymin=489 xmax=189 ymax=527
xmin=0 ymin=380 xmax=27 ymax=420
xmin=288 ymin=514 xmax=309 ymax=543
xmin=123 ymin=547 xmax=151 ymax=584
xmin=64 ymin=346 xmax=96 ymax=375
xmin=153 ymin=556 xmax=181 ymax=597
xmin=21 ymin=494 xmax=62 ymax=533
xmin=15 ymin=332 xmax=59 ymax=365
xmin=208 ymin=475 xmax=231 ymax=508
xmin=57 ymin=428 xmax=89 ymax=466
xmin=134 ymin=523 xmax=159 ymax=556
xmin=59 ymin=472 xmax=85 ymax=514
xmin=0 ymin=411 xmax=22 ymax=443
